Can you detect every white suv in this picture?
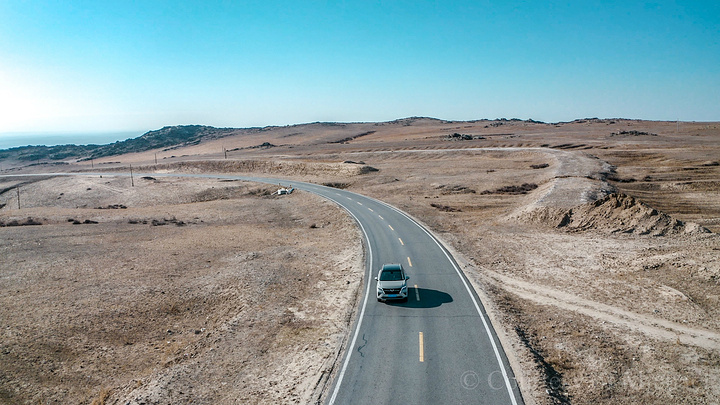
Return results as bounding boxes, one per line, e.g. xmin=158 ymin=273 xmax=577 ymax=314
xmin=375 ymin=263 xmax=409 ymax=302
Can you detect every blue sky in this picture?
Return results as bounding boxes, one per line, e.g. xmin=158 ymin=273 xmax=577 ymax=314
xmin=1 ymin=0 xmax=718 ymax=141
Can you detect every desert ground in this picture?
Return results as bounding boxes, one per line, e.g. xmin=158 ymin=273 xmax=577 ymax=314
xmin=2 ymin=117 xmax=719 ymax=404
xmin=0 ymin=176 xmax=363 ymax=404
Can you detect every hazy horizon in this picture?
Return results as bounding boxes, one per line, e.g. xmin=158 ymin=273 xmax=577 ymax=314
xmin=0 ymin=131 xmax=143 ymax=150
xmin=1 ymin=116 xmax=718 ymax=150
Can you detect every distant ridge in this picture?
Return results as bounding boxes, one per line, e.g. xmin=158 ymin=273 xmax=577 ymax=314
xmin=0 ymin=125 xmax=234 ymax=162
xmin=0 ymin=117 xmax=660 ymax=163
xmin=88 ymin=125 xmax=236 ymax=158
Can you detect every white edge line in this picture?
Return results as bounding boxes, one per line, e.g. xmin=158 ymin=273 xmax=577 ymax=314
xmin=325 ymin=187 xmax=519 ymax=405
xmin=17 ymin=173 xmax=516 ymax=403
xmin=375 ymin=200 xmax=519 ymax=405
xmin=298 ymin=176 xmax=518 ymax=404
xmin=20 ymin=173 xmax=372 ymax=404
xmin=326 ymin=198 xmax=373 ymax=405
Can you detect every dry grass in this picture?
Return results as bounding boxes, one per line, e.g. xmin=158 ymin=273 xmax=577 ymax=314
xmin=90 ymin=387 xmax=112 ymax=405
xmin=0 ymin=176 xmax=363 ymax=404
xmin=3 ymin=117 xmax=720 ymax=404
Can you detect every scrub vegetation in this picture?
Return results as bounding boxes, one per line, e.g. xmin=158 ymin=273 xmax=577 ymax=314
xmin=2 ymin=117 xmax=719 ymax=404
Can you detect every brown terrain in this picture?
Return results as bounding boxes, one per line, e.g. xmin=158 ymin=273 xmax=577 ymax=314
xmin=1 ymin=117 xmax=719 ymax=404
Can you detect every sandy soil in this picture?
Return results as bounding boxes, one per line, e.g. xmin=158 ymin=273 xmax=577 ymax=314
xmin=0 ymin=176 xmax=363 ymax=404
xmin=2 ymin=117 xmax=720 ymax=404
xmin=330 ymin=142 xmax=719 ymax=404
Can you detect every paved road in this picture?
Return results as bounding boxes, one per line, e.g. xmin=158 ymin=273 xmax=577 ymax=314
xmin=287 ymin=180 xmax=524 ymax=405
xmin=4 ymin=172 xmax=524 ymax=404
xmin=214 ymin=175 xmax=523 ymax=404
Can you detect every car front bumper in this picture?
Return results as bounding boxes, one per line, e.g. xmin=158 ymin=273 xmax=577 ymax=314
xmin=377 ymin=290 xmax=408 ymax=300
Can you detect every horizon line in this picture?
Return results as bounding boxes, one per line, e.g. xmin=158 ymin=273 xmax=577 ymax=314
xmin=2 ymin=115 xmax=717 ymax=139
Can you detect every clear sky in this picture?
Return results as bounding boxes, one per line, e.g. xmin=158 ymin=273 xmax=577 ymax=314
xmin=1 ymin=0 xmax=718 ymax=140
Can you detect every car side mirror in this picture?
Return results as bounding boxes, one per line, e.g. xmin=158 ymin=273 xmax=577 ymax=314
xmin=405 ymin=276 xmax=410 ymax=280
xmin=374 ymin=277 xmax=378 ymax=281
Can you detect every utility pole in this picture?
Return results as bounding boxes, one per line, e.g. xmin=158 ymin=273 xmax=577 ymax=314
xmin=155 ymin=153 xmax=158 ymax=165
xmin=130 ymin=164 xmax=134 ymax=187
xmin=223 ymin=146 xmax=227 ymax=159
xmin=16 ymin=187 xmax=20 ymax=209
xmin=91 ymin=159 xmax=94 ymax=169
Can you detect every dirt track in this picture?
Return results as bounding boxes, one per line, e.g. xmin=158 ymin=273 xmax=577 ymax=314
xmin=2 ymin=118 xmax=719 ymax=404
xmin=338 ymin=144 xmax=719 ymax=404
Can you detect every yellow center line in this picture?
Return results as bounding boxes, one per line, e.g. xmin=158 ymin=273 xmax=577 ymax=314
xmin=388 ymin=225 xmax=394 ymax=231
xmin=419 ymin=332 xmax=424 ymax=362
xmin=414 ymin=284 xmax=420 ymax=301
xmin=407 ymin=256 xmax=413 ymax=267
xmin=398 ymin=238 xmax=404 ymax=245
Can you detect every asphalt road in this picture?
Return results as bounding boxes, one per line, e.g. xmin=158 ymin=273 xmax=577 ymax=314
xmin=238 ymin=176 xmax=524 ymax=405
xmin=6 ymin=172 xmax=524 ymax=404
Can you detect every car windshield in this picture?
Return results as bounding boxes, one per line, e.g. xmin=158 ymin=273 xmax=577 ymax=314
xmin=379 ymin=270 xmax=403 ymax=281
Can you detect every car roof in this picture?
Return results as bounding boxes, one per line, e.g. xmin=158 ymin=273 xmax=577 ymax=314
xmin=381 ymin=264 xmax=403 ymax=271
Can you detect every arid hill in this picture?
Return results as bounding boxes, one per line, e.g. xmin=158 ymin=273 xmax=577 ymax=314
xmin=1 ymin=117 xmax=719 ymax=404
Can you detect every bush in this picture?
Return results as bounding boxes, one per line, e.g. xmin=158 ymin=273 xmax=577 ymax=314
xmin=480 ymin=183 xmax=538 ymax=195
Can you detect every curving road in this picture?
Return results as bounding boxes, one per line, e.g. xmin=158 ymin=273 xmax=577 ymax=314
xmin=5 ymin=172 xmax=524 ymax=404
xmin=280 ymin=179 xmax=524 ymax=405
